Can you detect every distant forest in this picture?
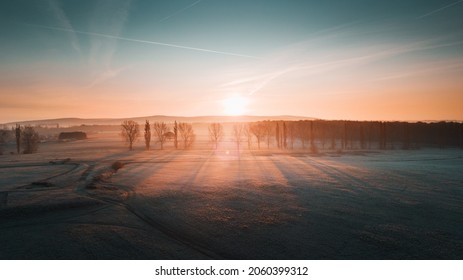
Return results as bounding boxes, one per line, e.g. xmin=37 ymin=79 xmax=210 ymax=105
xmin=1 ymin=120 xmax=463 ymax=155
xmin=254 ymin=120 xmax=463 ymax=150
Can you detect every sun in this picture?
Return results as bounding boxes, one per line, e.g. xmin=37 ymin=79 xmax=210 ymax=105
xmin=222 ymin=95 xmax=249 ymax=115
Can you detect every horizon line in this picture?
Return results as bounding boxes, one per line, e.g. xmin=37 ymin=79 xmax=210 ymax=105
xmin=2 ymin=114 xmax=463 ymax=126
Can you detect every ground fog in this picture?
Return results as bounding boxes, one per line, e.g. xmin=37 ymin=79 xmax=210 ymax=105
xmin=0 ymin=130 xmax=462 ymax=259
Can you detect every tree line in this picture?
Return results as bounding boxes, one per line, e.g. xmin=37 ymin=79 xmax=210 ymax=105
xmin=1 ymin=120 xmax=461 ymax=154
xmin=121 ymin=120 xmax=195 ymax=150
xmin=208 ymin=120 xmax=463 ymax=152
xmin=0 ymin=125 xmax=40 ymax=155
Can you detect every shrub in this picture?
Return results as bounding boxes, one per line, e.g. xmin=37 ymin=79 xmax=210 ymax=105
xmin=111 ymin=161 xmax=124 ymax=171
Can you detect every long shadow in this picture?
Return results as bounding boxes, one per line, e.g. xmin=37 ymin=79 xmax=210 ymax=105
xmin=81 ymin=149 xmax=231 ymax=259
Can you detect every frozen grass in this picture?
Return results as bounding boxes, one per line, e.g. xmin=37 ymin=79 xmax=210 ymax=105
xmin=0 ymin=132 xmax=462 ymax=259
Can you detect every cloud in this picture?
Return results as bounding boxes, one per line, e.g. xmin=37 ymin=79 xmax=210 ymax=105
xmin=159 ymin=0 xmax=202 ymax=23
xmin=47 ymin=0 xmax=80 ymax=53
xmin=86 ymin=65 xmax=131 ymax=88
xmin=371 ymin=60 xmax=463 ymax=82
xmin=32 ymin=24 xmax=259 ymax=59
xmin=417 ymin=0 xmax=463 ymax=19
xmin=87 ymin=0 xmax=132 ymax=67
xmin=87 ymin=0 xmax=133 ymax=87
xmin=221 ymin=35 xmax=463 ymax=96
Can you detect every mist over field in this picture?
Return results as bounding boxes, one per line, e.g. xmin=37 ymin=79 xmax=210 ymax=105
xmin=1 ymin=0 xmax=463 ymax=261
xmin=0 ymin=120 xmax=462 ymax=259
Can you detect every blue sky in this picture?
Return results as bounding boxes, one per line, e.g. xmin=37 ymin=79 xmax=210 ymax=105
xmin=1 ymin=0 xmax=463 ymax=122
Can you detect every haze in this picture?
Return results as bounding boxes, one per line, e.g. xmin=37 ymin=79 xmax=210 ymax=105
xmin=1 ymin=0 xmax=463 ymax=123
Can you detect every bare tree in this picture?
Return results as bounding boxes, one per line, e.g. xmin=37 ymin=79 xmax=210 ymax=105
xmin=153 ymin=122 xmax=169 ymax=149
xmin=178 ymin=122 xmax=195 ymax=149
xmin=262 ymin=121 xmax=273 ymax=149
xmin=243 ymin=123 xmax=253 ymax=149
xmin=0 ymin=131 xmax=4 ymax=155
xmin=250 ymin=122 xmax=265 ymax=149
xmin=296 ymin=121 xmax=310 ymax=149
xmin=173 ymin=121 xmax=178 ymax=149
xmin=287 ymin=122 xmax=296 ymax=149
xmin=121 ymin=120 xmax=140 ymax=150
xmin=14 ymin=124 xmax=21 ymax=154
xmin=282 ymin=122 xmax=287 ymax=149
xmin=22 ymin=126 xmax=40 ymax=154
xmin=0 ymin=129 xmax=12 ymax=155
xmin=232 ymin=123 xmax=244 ymax=153
xmin=208 ymin=123 xmax=224 ymax=149
xmin=144 ymin=120 xmax=151 ymax=150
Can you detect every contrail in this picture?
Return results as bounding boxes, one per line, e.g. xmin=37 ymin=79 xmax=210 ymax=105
xmin=29 ymin=24 xmax=258 ymax=59
xmin=159 ymin=0 xmax=202 ymax=22
xmin=417 ymin=0 xmax=463 ymax=19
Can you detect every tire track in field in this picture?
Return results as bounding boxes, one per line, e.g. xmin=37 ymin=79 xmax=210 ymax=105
xmin=78 ymin=183 xmax=223 ymax=259
xmin=76 ymin=150 xmax=224 ymax=259
xmin=0 ymin=204 xmax=112 ymax=230
xmin=1 ymin=162 xmax=81 ymax=191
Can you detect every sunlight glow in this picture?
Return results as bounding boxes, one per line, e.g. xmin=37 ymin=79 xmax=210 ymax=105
xmin=222 ymin=95 xmax=249 ymax=115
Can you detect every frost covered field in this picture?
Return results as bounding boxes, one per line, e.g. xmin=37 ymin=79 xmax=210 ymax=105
xmin=0 ymin=131 xmax=462 ymax=259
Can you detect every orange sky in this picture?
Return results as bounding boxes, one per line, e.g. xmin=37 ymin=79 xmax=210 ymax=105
xmin=1 ymin=1 xmax=463 ymax=123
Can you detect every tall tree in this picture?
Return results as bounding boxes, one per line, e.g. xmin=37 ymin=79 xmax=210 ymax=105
xmin=144 ymin=120 xmax=151 ymax=150
xmin=121 ymin=120 xmax=140 ymax=150
xmin=178 ymin=122 xmax=195 ymax=149
xmin=14 ymin=124 xmax=21 ymax=154
xmin=282 ymin=122 xmax=287 ymax=149
xmin=309 ymin=121 xmax=317 ymax=153
xmin=232 ymin=123 xmax=244 ymax=155
xmin=0 ymin=130 xmax=9 ymax=155
xmin=153 ymin=122 xmax=169 ymax=150
xmin=173 ymin=121 xmax=178 ymax=149
xmin=22 ymin=126 xmax=40 ymax=154
xmin=379 ymin=122 xmax=386 ymax=150
xmin=262 ymin=121 xmax=273 ymax=149
xmin=243 ymin=123 xmax=253 ymax=149
xmin=360 ymin=125 xmax=366 ymax=149
xmin=296 ymin=121 xmax=310 ymax=149
xmin=208 ymin=123 xmax=224 ymax=149
xmin=250 ymin=122 xmax=265 ymax=149
xmin=342 ymin=122 xmax=348 ymax=150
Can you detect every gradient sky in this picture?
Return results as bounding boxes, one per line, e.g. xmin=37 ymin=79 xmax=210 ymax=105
xmin=1 ymin=0 xmax=463 ymax=123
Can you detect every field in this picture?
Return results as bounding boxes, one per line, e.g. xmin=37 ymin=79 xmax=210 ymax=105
xmin=0 ymin=126 xmax=462 ymax=259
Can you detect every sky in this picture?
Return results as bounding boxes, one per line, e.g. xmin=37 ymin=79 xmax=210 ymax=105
xmin=1 ymin=0 xmax=463 ymax=123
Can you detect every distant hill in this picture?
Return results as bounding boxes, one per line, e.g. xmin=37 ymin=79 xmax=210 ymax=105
xmin=2 ymin=115 xmax=317 ymax=127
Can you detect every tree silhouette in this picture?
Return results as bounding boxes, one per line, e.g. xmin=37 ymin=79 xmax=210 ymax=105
xmin=282 ymin=122 xmax=287 ymax=149
xmin=208 ymin=123 xmax=224 ymax=149
xmin=243 ymin=123 xmax=253 ymax=149
xmin=153 ymin=122 xmax=169 ymax=150
xmin=178 ymin=122 xmax=195 ymax=149
xmin=22 ymin=126 xmax=40 ymax=154
xmin=0 ymin=130 xmax=9 ymax=155
xmin=121 ymin=120 xmax=140 ymax=150
xmin=360 ymin=125 xmax=366 ymax=149
xmin=14 ymin=124 xmax=21 ymax=154
xmin=144 ymin=120 xmax=151 ymax=150
xmin=173 ymin=121 xmax=178 ymax=149
xmin=232 ymin=123 xmax=244 ymax=155
xmin=262 ymin=121 xmax=273 ymax=149
xmin=309 ymin=121 xmax=318 ymax=153
xmin=250 ymin=122 xmax=265 ymax=149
